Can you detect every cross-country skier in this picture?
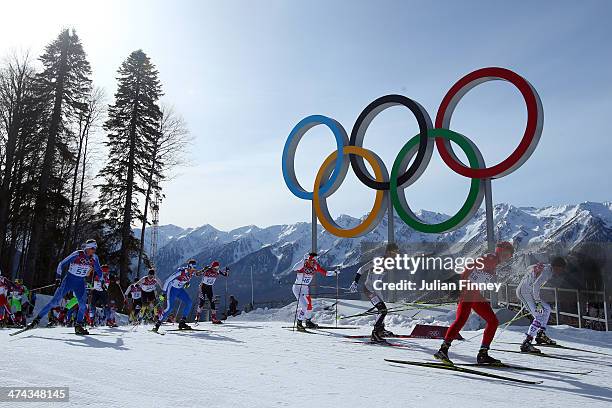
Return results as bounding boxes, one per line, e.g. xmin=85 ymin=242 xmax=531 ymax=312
xmin=124 ymin=278 xmax=143 ymax=322
xmin=434 ymin=241 xmax=514 ymax=365
xmin=0 ymin=268 xmax=16 ymax=325
xmin=195 ymin=261 xmax=228 ymax=324
xmin=27 ymin=239 xmax=104 ymax=334
xmin=292 ymin=252 xmax=339 ymax=331
xmin=228 ymin=295 xmax=239 ymax=317
xmin=152 ymin=258 xmax=199 ymax=332
xmin=135 ymin=268 xmax=162 ymax=322
xmin=517 ymin=257 xmax=567 ymax=353
xmin=107 ymin=300 xmax=118 ymax=327
xmin=8 ymin=278 xmax=27 ymax=326
xmin=349 ymin=243 xmax=399 ymax=343
xmin=89 ymin=264 xmax=111 ymax=326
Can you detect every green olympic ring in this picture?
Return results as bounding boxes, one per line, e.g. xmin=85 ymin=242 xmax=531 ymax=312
xmin=390 ymin=129 xmax=485 ymax=233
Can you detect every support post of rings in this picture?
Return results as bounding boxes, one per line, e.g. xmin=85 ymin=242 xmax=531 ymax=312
xmin=387 ymin=194 xmax=396 ymax=301
xmin=484 ymin=178 xmax=498 ymax=306
xmin=311 ymin=202 xmax=318 ymax=299
xmin=387 ymin=196 xmax=395 ymax=245
xmin=311 ymin=202 xmax=317 ymax=254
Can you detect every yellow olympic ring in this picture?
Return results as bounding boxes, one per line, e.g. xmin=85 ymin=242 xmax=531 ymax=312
xmin=313 ymin=146 xmax=387 ymax=238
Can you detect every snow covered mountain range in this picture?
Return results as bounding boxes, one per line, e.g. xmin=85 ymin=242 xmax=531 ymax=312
xmin=136 ymin=201 xmax=612 ymax=306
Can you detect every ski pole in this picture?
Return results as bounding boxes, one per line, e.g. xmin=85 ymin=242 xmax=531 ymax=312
xmin=459 ymin=307 xmax=529 ymax=345
xmin=292 ymin=283 xmax=303 ymax=332
xmin=494 ymin=305 xmax=528 ymax=341
xmin=340 ymin=305 xmax=378 ymax=319
xmin=320 ymin=285 xmax=352 ymax=291
xmin=335 ymin=269 xmax=339 ymax=329
xmin=30 ymin=283 xmax=56 ymax=292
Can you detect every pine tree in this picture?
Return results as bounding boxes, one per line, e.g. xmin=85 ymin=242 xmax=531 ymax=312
xmin=97 ymin=50 xmax=162 ymax=285
xmin=25 ymin=29 xmax=91 ymax=285
xmin=0 ymin=52 xmax=37 ymax=274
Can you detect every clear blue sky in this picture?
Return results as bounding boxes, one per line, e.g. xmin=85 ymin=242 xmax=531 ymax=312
xmin=2 ymin=0 xmax=611 ymax=230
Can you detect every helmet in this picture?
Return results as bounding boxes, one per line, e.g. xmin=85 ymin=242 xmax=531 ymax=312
xmin=84 ymin=239 xmax=97 ymax=250
xmin=14 ymin=278 xmax=22 ymax=285
xmin=211 ymin=261 xmax=220 ymax=269
xmin=148 ymin=268 xmax=155 ymax=275
xmin=495 ymin=241 xmax=514 ymax=254
xmin=101 ymin=264 xmax=109 ymax=273
xmin=187 ymin=259 xmax=197 ymax=267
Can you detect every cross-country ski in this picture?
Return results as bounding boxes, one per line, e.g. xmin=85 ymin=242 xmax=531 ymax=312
xmin=385 ymin=359 xmax=544 ymax=385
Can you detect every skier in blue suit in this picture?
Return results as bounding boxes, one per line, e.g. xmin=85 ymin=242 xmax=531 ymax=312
xmin=152 ymin=258 xmax=200 ymax=332
xmin=28 ymin=239 xmax=104 ymax=334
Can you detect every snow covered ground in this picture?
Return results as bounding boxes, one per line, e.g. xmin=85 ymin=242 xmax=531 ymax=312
xmin=2 ymin=299 xmax=611 ymax=408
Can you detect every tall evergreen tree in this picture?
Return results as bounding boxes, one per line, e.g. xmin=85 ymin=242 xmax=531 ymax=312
xmin=97 ymin=50 xmax=162 ymax=285
xmin=25 ymin=29 xmax=91 ymax=285
xmin=0 ymin=52 xmax=36 ymax=274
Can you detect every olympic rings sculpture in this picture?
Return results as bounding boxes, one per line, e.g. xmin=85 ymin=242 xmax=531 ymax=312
xmin=282 ymin=67 xmax=543 ymax=238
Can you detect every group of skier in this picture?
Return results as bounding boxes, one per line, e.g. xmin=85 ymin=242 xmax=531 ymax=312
xmin=8 ymin=238 xmax=231 ymax=335
xmin=291 ymin=241 xmax=568 ymax=365
xmin=7 ymin=235 xmax=568 ymax=367
xmin=0 ymin=272 xmax=35 ymax=327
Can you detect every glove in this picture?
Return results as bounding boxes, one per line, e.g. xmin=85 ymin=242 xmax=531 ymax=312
xmin=326 ymin=269 xmax=340 ymax=277
xmin=349 ymin=281 xmax=358 ymax=293
xmin=184 ymin=283 xmax=190 ymax=289
xmin=54 ymin=278 xmax=61 ymax=287
xmin=535 ymin=301 xmax=544 ymax=314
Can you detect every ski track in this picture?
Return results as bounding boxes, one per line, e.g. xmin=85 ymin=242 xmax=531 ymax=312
xmin=2 ymin=300 xmax=611 ymax=408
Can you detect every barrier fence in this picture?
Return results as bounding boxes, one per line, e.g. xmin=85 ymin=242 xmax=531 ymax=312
xmin=494 ymin=283 xmax=610 ymax=331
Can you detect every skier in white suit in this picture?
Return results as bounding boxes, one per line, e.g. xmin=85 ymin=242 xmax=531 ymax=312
xmin=516 ymin=256 xmax=567 ymax=353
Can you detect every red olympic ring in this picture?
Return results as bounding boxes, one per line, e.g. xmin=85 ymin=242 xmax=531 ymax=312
xmin=435 ymin=67 xmax=543 ymax=179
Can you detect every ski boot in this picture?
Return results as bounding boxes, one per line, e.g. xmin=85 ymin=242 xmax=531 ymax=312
xmin=27 ymin=317 xmax=41 ymax=330
xmin=370 ymin=328 xmax=387 ymax=344
xmin=535 ymin=330 xmax=556 ymax=345
xmin=178 ymin=318 xmax=192 ymax=330
xmin=74 ymin=323 xmax=90 ymax=335
xmin=381 ymin=328 xmax=395 ymax=337
xmin=434 ymin=341 xmax=453 ymax=365
xmin=296 ymin=320 xmax=307 ymax=332
xmin=476 ymin=346 xmax=502 ymax=365
xmin=305 ymin=319 xmax=319 ymax=329
xmin=520 ymin=336 xmax=541 ymax=353
xmin=210 ymin=312 xmax=222 ymax=324
xmin=152 ymin=320 xmax=162 ymax=332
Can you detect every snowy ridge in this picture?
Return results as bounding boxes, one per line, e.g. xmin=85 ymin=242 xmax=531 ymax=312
xmin=146 ymin=201 xmax=612 ymax=282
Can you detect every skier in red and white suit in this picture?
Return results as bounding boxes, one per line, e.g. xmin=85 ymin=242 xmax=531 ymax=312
xmin=434 ymin=241 xmax=514 ymax=365
xmin=196 ymin=261 xmax=228 ymax=324
xmin=136 ymin=268 xmax=163 ymax=321
xmin=292 ymin=253 xmax=338 ymax=331
xmin=0 ymin=268 xmax=16 ymax=323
